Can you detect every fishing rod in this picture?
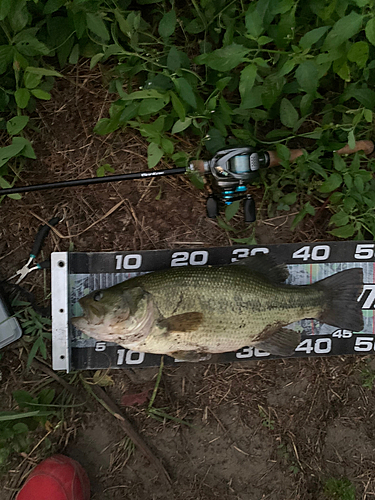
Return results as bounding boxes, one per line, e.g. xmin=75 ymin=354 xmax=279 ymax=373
xmin=0 ymin=140 xmax=373 ymax=222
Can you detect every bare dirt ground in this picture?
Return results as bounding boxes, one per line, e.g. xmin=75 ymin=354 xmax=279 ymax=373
xmin=1 ymin=63 xmax=375 ymax=500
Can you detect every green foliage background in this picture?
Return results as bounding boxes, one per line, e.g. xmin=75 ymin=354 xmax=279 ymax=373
xmin=0 ymin=0 xmax=375 ymax=237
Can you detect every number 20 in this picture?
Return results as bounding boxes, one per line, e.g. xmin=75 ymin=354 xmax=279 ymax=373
xmin=171 ymin=251 xmax=208 ymax=266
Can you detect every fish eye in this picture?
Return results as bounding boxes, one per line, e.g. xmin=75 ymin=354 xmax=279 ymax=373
xmin=93 ymin=291 xmax=103 ymax=302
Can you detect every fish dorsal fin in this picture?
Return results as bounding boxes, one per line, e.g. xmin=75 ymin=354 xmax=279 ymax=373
xmin=231 ymin=254 xmax=289 ymax=283
xmin=158 ymin=312 xmax=203 ymax=333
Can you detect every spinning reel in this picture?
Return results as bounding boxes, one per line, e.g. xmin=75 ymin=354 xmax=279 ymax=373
xmin=190 ymin=147 xmax=271 ymax=223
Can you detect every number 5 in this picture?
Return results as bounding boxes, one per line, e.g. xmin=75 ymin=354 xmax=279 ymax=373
xmin=354 ymin=337 xmax=373 ymax=352
xmin=354 ymin=244 xmax=374 ymax=260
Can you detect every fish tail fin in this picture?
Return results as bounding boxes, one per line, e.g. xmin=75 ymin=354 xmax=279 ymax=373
xmin=315 ymin=268 xmax=364 ymax=331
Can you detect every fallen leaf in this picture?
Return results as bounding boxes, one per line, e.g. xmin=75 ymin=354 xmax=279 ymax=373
xmin=121 ymin=389 xmax=151 ymax=407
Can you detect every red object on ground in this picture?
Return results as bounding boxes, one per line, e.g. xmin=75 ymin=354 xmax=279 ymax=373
xmin=16 ymin=454 xmax=90 ymax=500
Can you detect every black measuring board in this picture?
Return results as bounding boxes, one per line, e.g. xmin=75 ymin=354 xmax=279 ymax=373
xmin=51 ymin=241 xmax=375 ymax=371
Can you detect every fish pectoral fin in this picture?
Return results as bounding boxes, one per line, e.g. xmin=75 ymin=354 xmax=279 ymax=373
xmin=169 ymin=350 xmax=212 ymax=362
xmin=158 ymin=312 xmax=203 ymax=333
xmin=252 ymin=325 xmax=300 ymax=357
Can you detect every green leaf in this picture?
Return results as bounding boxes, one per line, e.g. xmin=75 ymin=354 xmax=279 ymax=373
xmin=344 ymin=172 xmax=353 ymax=189
xmin=69 ymin=44 xmax=80 ymax=65
xmin=0 ymin=411 xmax=48 ymax=422
xmin=365 ymin=18 xmax=375 ymax=46
xmin=216 ymin=77 xmax=232 ymax=91
xmin=343 ymin=198 xmax=356 ymax=213
xmin=186 ymin=169 xmax=204 ymax=189
xmin=0 ymin=142 xmax=25 ymax=168
xmin=295 ymin=61 xmax=319 ymax=94
xmin=16 ymin=36 xmax=50 ymax=57
xmin=43 ymin=0 xmax=66 ymax=14
xmin=121 ymin=89 xmax=167 ymax=101
xmin=354 ymin=175 xmax=364 ymax=193
xmin=24 ymin=71 xmax=42 ymax=89
xmin=13 ymin=390 xmax=34 ymax=408
xmin=276 ymin=143 xmax=290 ymax=163
xmin=261 ymin=74 xmax=285 ymax=110
xmin=13 ymin=422 xmax=29 ymax=434
xmin=90 ymin=52 xmax=103 ymax=69
xmin=364 ymin=109 xmax=372 ymax=123
xmin=9 ymin=1 xmax=28 ymax=33
xmin=330 ymin=211 xmax=349 ymax=227
xmin=308 ymin=161 xmax=327 ymax=179
xmin=167 ymin=46 xmax=181 ymax=71
xmin=170 ymin=91 xmax=186 ymax=121
xmin=94 ymin=117 xmax=119 ymax=135
xmin=348 ymin=130 xmax=356 ymax=150
xmin=333 ymin=154 xmax=346 ymax=172
xmin=172 ymin=151 xmax=189 ymax=167
xmin=158 ymin=10 xmax=176 ymax=38
xmin=239 ymin=64 xmax=257 ymax=109
xmin=25 ymin=67 xmax=62 ymax=78
xmin=319 ymin=173 xmax=342 ymax=193
xmin=7 ymin=116 xmax=29 ymax=135
xmin=12 ymin=137 xmax=36 ymax=159
xmin=291 ymin=202 xmax=315 ymax=230
xmin=329 ymin=223 xmax=356 ymax=238
xmin=0 ymin=0 xmax=12 ymax=21
xmin=299 ymin=26 xmax=329 ymax=50
xmin=342 ymin=87 xmax=375 ymax=109
xmin=0 ymin=45 xmax=13 ymax=74
xmin=348 ymin=41 xmax=369 ymax=69
xmin=334 ymin=61 xmax=350 ymax=82
xmin=0 ymin=176 xmax=21 ymax=198
xmin=15 ymin=88 xmax=30 ymax=109
xmin=245 ymin=6 xmax=263 ymax=38
xmin=280 ymin=98 xmax=298 ymax=128
xmin=225 ymin=200 xmax=241 ymax=221
xmin=161 ymin=138 xmax=174 ymax=155
xmin=172 ymin=118 xmax=192 ymax=134
xmin=30 ymin=89 xmax=51 ymax=100
xmin=279 ymin=59 xmax=296 ymax=77
xmin=185 ymin=18 xmax=205 ymax=34
xmin=148 ymin=142 xmax=163 ymax=168
xmin=300 ymin=94 xmax=313 ymax=116
xmin=138 ymin=98 xmax=167 ymax=116
xmin=323 ymin=12 xmax=363 ymax=51
xmin=174 ymin=78 xmax=197 ymax=108
xmin=38 ymin=388 xmax=55 ymax=406
xmin=196 ymin=44 xmax=249 ymax=72
xmin=217 ymin=217 xmax=237 ymax=232
xmin=280 ymin=192 xmax=297 ymax=205
xmin=86 ymin=13 xmax=110 ymax=41
xmin=96 ymin=163 xmax=114 ymax=177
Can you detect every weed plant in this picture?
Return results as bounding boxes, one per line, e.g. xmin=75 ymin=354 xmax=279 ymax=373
xmin=0 ymin=0 xmax=375 ymax=236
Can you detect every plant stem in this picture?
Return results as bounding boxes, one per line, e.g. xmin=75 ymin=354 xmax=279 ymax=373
xmin=148 ymin=356 xmax=164 ymax=411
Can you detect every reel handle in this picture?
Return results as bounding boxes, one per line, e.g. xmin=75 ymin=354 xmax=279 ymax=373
xmin=267 ymin=140 xmax=374 ymax=168
xmin=243 ymin=195 xmax=256 ymax=223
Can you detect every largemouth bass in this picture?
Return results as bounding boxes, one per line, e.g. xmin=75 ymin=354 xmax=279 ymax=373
xmin=71 ymin=256 xmax=364 ymax=361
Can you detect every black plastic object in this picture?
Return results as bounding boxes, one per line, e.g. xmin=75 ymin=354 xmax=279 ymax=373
xmin=206 ymin=195 xmax=218 ymax=218
xmin=243 ymin=195 xmax=256 ymax=223
xmin=31 ymin=217 xmax=60 ymax=258
xmin=37 ymin=260 xmax=51 ymax=270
